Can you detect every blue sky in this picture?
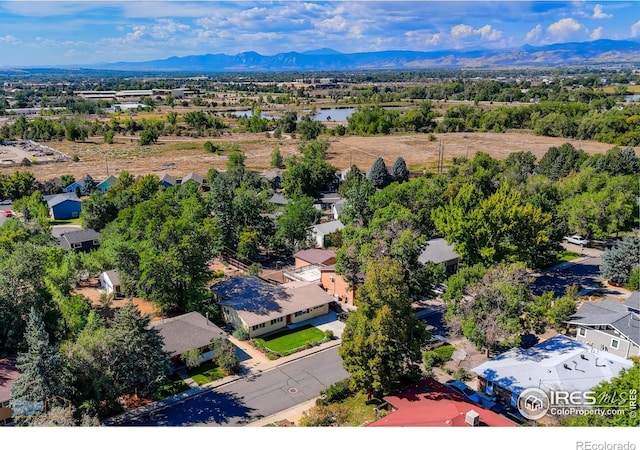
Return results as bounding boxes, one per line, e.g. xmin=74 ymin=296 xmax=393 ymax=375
xmin=0 ymin=1 xmax=639 ymax=67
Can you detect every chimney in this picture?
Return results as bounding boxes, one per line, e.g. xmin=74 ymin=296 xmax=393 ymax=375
xmin=465 ymin=409 xmax=480 ymax=427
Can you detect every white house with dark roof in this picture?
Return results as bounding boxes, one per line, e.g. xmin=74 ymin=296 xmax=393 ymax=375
xmin=99 ymin=269 xmax=121 ymax=296
xmin=150 ymin=311 xmax=228 ymax=366
xmin=418 ymin=237 xmax=460 ymax=275
xmin=567 ymin=292 xmax=640 ymax=358
xmin=211 ymin=276 xmax=334 ymax=338
xmin=472 ymin=334 xmax=633 ymax=409
xmin=58 ymin=228 xmax=100 ymax=252
xmin=308 ymin=220 xmax=345 ymax=248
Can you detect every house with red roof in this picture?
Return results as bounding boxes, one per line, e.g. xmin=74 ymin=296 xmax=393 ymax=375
xmin=367 ymin=378 xmax=517 ymax=427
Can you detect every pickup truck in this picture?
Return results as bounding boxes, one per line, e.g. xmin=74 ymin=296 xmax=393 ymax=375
xmin=563 ymin=235 xmax=589 ymax=246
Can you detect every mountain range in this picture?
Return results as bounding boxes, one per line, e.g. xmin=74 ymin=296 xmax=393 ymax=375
xmin=57 ymin=39 xmax=640 ymax=72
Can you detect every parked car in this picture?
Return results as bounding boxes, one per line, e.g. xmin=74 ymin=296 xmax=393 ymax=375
xmin=490 ymin=402 xmax=530 ymax=425
xmin=563 ymin=235 xmax=589 ymax=246
xmin=444 ymin=380 xmax=496 ymax=409
xmin=3 ymin=210 xmax=13 ymax=218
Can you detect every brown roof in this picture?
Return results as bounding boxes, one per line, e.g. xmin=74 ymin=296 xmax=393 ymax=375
xmin=294 ymin=249 xmax=336 ymax=266
xmin=213 ymin=276 xmax=334 ymax=327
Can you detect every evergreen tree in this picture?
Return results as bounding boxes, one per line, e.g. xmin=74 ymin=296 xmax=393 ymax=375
xmin=601 ymin=236 xmax=640 ymax=286
xmin=367 ymin=157 xmax=390 ymax=189
xmin=109 ymin=301 xmax=171 ymax=397
xmin=10 ymin=308 xmax=73 ymax=423
xmin=391 ymin=157 xmax=410 ymax=183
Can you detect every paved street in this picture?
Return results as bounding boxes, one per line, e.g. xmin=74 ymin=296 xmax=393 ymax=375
xmin=118 ymin=346 xmax=348 ymax=427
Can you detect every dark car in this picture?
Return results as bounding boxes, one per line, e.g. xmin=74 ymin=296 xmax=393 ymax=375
xmin=444 ymin=380 xmax=496 ymax=409
xmin=490 ymin=402 xmax=530 ymax=425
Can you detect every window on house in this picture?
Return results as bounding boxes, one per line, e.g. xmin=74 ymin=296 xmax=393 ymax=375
xmin=295 ymin=309 xmax=310 ymax=317
xmin=72 ymin=212 xmax=79 ymax=218
xmin=270 ymin=317 xmax=283 ymax=325
xmin=611 ymin=338 xmax=620 ymax=349
xmin=92 ymin=240 xmax=99 ymax=245
xmin=72 ymin=242 xmax=81 ymax=249
xmin=577 ymin=328 xmax=586 ymax=337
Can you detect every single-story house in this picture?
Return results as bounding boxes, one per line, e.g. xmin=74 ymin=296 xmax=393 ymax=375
xmin=47 ymin=193 xmax=82 ymax=220
xmin=471 ymin=334 xmax=633 ymax=410
xmin=566 ymin=292 xmax=640 ymax=358
xmin=294 ymin=248 xmax=337 ymax=269
xmin=368 ymin=378 xmax=516 ymax=427
xmin=150 ymin=311 xmax=228 ymax=366
xmin=315 ymin=192 xmax=342 ymax=211
xmin=211 ymin=276 xmax=334 ymax=338
xmin=418 ymin=237 xmax=460 ymax=275
xmin=181 ymin=172 xmax=204 ymax=187
xmin=58 ymin=228 xmax=100 ymax=252
xmin=308 ymin=220 xmax=345 ymax=248
xmin=160 ymin=174 xmax=177 ymax=188
xmin=95 ymin=175 xmax=117 ymax=194
xmin=319 ymin=264 xmax=364 ymax=308
xmin=269 ymin=193 xmax=290 ymax=207
xmin=99 ymin=269 xmax=121 ymax=296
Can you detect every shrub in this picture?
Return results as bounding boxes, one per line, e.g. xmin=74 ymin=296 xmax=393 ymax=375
xmin=324 ymin=329 xmax=334 ymax=340
xmin=318 ymin=379 xmax=352 ymax=406
xmin=217 ymin=349 xmax=240 ymax=374
xmin=20 ymin=157 xmax=31 ymax=166
xmin=72 ymin=154 xmax=80 ymax=162
xmin=423 ymin=344 xmax=455 ymax=368
xmin=181 ymin=348 xmax=203 ymax=369
xmin=233 ymin=327 xmax=249 ymax=341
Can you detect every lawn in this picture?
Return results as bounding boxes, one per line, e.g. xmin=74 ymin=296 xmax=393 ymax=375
xmin=155 ymin=374 xmax=190 ymax=399
xmin=542 ymin=250 xmax=580 ymax=269
xmin=50 ymin=218 xmax=82 ymax=226
xmin=256 ymin=324 xmax=326 ymax=355
xmin=188 ymin=360 xmax=226 ymax=386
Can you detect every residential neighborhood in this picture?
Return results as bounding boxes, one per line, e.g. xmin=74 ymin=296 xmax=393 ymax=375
xmin=0 ymin=41 xmax=639 ymax=442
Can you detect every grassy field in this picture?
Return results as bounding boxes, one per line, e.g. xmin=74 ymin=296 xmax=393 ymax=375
xmin=188 ymin=361 xmax=226 ymax=386
xmin=256 ymin=324 xmax=326 ymax=354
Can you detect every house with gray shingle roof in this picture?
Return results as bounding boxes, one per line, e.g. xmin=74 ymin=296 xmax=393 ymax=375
xmin=567 ymin=292 xmax=640 ymax=358
xmin=418 ymin=237 xmax=460 ymax=275
xmin=308 ymin=220 xmax=345 ymax=248
xmin=150 ymin=311 xmax=228 ymax=366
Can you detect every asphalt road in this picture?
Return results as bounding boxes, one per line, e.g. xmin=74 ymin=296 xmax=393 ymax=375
xmin=532 ymin=254 xmax=603 ymax=297
xmin=119 ymin=346 xmax=349 ymax=427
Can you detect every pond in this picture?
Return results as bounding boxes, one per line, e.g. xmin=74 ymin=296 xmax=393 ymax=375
xmin=624 ymin=94 xmax=640 ymax=102
xmin=228 ymin=106 xmax=406 ymax=121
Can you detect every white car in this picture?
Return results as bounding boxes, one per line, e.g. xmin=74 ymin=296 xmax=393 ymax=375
xmin=564 ymin=235 xmax=588 ymax=246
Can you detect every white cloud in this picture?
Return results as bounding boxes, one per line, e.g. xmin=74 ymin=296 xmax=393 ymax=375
xmin=477 ymin=25 xmax=502 ymax=41
xmin=592 ymin=4 xmax=612 ymax=20
xmin=451 ymin=24 xmax=474 ymax=38
xmin=590 ymin=27 xmax=603 ymax=40
xmin=547 ymin=18 xmax=585 ymax=40
xmin=0 ymin=35 xmax=19 ymax=44
xmin=316 ymin=15 xmax=348 ymax=33
xmin=632 ymin=20 xmax=640 ymax=38
xmin=526 ymin=25 xmax=543 ymax=42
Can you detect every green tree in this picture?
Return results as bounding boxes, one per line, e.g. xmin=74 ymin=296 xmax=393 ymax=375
xmin=339 ymin=168 xmax=375 ymax=227
xmin=271 ymin=146 xmax=283 ymax=168
xmin=367 ymin=157 xmax=390 ymax=189
xmin=339 ymin=257 xmax=428 ymax=396
xmin=537 ymin=143 xmax=588 ymax=180
xmin=275 ymin=196 xmax=321 ymax=250
xmin=10 ymin=308 xmax=74 ymax=424
xmin=390 ymin=156 xmax=410 ymax=183
xmin=181 ymin=348 xmax=203 ymax=369
xmin=109 ymin=301 xmax=171 ymax=397
xmin=601 ymin=236 xmax=640 ymax=286
xmin=80 ymin=191 xmax=118 ymax=231
xmin=138 ymin=127 xmax=159 ymax=146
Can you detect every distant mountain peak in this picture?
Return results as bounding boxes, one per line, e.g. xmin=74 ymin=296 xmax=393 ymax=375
xmin=301 ymin=48 xmax=342 ymax=55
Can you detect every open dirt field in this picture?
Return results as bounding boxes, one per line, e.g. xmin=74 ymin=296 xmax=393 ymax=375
xmin=0 ymin=131 xmax=629 ymax=181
